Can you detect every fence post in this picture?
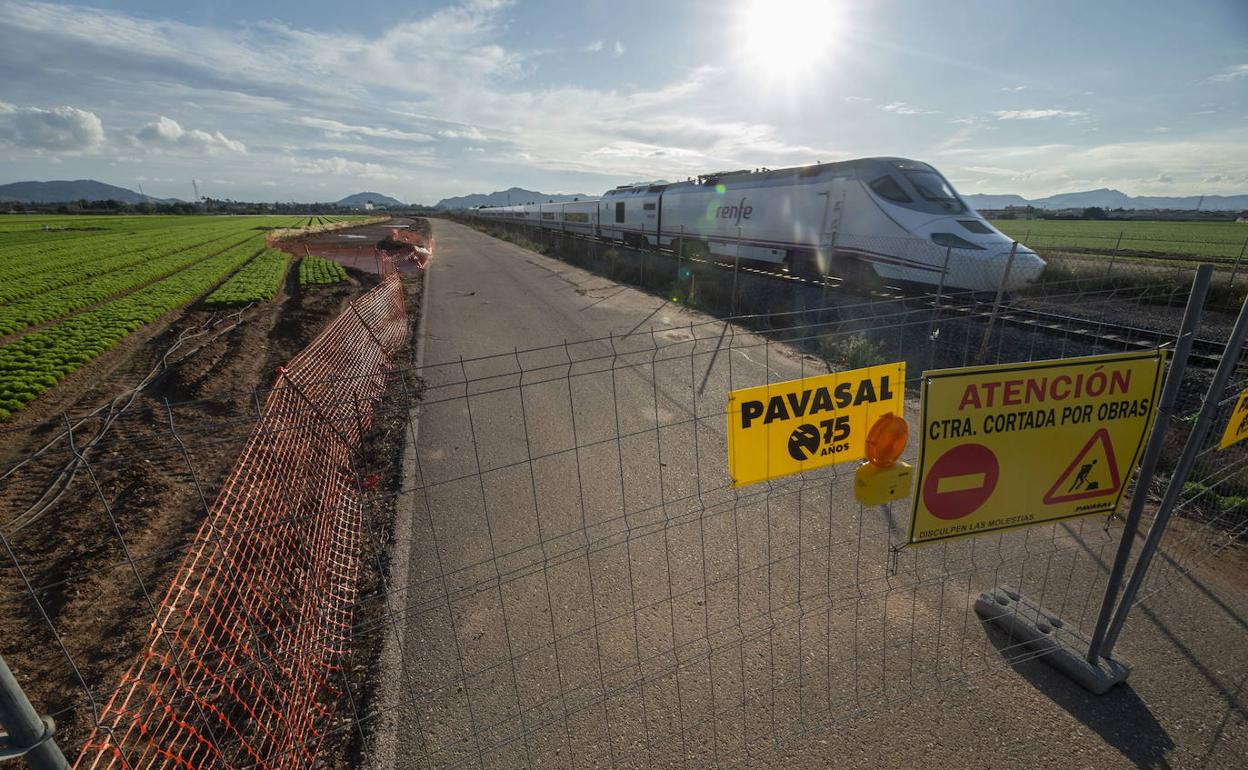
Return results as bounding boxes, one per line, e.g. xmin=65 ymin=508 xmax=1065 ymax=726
xmin=1229 ymin=236 xmax=1248 ymax=289
xmin=1022 ymin=228 xmax=1031 ymax=246
xmin=976 ymin=241 xmax=1017 ymax=361
xmin=1106 ymin=230 xmax=1123 ymax=276
xmin=676 ymin=225 xmax=684 ymax=289
xmin=732 ymin=227 xmax=742 ymax=316
xmin=927 ymin=246 xmax=954 ymax=369
xmin=640 ymin=226 xmax=647 ymax=286
xmin=1084 ymin=264 xmax=1213 ymax=666
xmin=0 ymin=652 xmax=69 ymax=770
xmin=1100 ymin=279 xmax=1248 ymax=657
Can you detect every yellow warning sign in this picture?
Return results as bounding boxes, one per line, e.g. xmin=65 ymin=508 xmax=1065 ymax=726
xmin=726 ymin=362 xmax=905 ymax=487
xmin=1218 ymin=387 xmax=1248 ymax=450
xmin=907 ymin=350 xmax=1167 ymax=545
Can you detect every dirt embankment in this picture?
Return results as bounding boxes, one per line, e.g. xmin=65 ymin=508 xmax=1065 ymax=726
xmin=0 ymin=220 xmax=426 ymax=759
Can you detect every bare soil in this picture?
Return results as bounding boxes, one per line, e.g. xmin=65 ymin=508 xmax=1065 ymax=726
xmin=0 ymin=219 xmax=425 ymax=761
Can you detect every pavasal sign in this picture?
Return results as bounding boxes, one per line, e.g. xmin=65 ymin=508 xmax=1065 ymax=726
xmin=908 ymin=350 xmax=1166 ymax=545
xmin=727 ymin=362 xmax=905 ymax=486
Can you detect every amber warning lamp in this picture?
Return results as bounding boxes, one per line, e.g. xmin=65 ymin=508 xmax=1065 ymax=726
xmin=854 ymin=413 xmax=914 ymax=505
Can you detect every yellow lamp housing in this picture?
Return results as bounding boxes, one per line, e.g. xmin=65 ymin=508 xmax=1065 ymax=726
xmin=854 ymin=460 xmax=914 ymax=506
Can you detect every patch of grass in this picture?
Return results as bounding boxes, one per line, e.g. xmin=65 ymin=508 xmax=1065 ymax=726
xmin=816 ymin=334 xmax=881 ymax=370
xmin=1028 ymin=255 xmax=1248 ymax=309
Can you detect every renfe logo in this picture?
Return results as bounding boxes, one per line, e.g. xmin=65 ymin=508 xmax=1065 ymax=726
xmin=716 ymin=197 xmax=753 ymax=226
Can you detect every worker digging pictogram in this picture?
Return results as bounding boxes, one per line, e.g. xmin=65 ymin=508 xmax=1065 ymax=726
xmin=1043 ymin=428 xmax=1121 ymax=504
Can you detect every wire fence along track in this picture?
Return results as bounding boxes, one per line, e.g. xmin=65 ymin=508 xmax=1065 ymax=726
xmin=460 ymin=215 xmax=1248 ymax=342
xmin=1 ymin=237 xmax=1245 ymax=769
xmin=68 ymin=272 xmax=408 ymax=770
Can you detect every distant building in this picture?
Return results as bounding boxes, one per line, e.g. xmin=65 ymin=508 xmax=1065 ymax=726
xmin=364 ymin=200 xmax=374 ymax=211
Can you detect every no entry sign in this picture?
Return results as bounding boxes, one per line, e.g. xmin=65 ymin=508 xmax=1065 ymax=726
xmin=922 ymin=443 xmax=1000 ymax=520
xmin=907 ymin=350 xmax=1166 ymax=545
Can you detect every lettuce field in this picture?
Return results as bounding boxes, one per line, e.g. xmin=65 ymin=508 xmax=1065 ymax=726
xmin=298 ymin=254 xmax=349 ymax=286
xmin=990 ymin=219 xmax=1248 ymax=261
xmin=0 ymin=214 xmax=368 ymax=419
xmin=204 ymin=248 xmax=292 ymax=307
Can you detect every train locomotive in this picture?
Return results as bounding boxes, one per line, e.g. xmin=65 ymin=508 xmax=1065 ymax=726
xmin=470 ymin=157 xmax=1045 ymax=293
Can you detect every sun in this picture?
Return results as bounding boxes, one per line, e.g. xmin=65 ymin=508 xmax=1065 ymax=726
xmin=739 ymin=0 xmax=849 ymax=81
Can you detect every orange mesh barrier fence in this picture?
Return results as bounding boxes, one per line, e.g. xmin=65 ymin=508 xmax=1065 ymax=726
xmin=74 ymin=272 xmax=409 ymax=770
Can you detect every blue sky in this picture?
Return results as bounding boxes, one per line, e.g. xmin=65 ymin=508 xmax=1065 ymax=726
xmin=1 ymin=0 xmax=1245 ymax=204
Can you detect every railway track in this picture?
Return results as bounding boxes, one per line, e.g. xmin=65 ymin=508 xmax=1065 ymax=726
xmin=933 ymin=297 xmax=1228 ymax=369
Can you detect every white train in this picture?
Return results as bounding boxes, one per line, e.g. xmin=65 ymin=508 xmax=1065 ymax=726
xmin=470 ymin=158 xmax=1045 ymax=292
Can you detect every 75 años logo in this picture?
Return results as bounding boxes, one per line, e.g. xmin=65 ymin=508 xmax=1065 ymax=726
xmin=787 ymin=416 xmax=851 ymax=461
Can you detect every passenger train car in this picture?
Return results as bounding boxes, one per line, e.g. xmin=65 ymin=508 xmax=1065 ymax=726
xmin=470 ymin=157 xmax=1045 ymax=293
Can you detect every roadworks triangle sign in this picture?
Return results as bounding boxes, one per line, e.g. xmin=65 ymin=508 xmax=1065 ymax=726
xmin=1043 ymin=428 xmax=1121 ymax=505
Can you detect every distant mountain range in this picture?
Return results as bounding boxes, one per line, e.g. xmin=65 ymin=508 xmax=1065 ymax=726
xmin=0 ymin=179 xmax=170 ymax=204
xmin=435 ymin=187 xmax=592 ymax=209
xmin=963 ymin=188 xmax=1248 ymax=212
xmin=336 ymin=191 xmax=404 ymax=207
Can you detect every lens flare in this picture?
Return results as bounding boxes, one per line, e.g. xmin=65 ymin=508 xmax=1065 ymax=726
xmin=739 ymin=0 xmax=848 ymax=82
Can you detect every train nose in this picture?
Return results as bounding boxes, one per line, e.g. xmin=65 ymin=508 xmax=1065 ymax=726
xmin=1005 ymin=246 xmax=1046 ymax=290
xmin=960 ymin=246 xmax=1045 ymax=293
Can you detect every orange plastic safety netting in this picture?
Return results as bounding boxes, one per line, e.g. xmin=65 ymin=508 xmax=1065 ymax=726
xmin=75 ymin=272 xmax=409 ymax=770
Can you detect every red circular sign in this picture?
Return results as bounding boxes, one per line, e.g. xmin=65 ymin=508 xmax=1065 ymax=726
xmin=923 ymin=443 xmax=999 ymax=521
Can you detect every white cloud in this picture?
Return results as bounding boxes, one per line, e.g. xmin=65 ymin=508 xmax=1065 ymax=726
xmin=1208 ymin=64 xmax=1248 ymax=84
xmin=613 ymin=40 xmax=625 ymax=57
xmin=1001 ymin=85 xmax=1027 ymax=92
xmin=297 ymin=116 xmax=434 ymax=142
xmin=283 ymin=155 xmax=400 ymax=179
xmin=437 ymin=125 xmax=487 ymax=140
xmin=0 ymin=104 xmax=104 ymax=152
xmin=881 ymin=101 xmax=934 ymax=115
xmin=133 ymin=116 xmax=245 ymax=153
xmin=588 ymin=141 xmax=700 ymax=160
xmin=940 ymin=129 xmax=1248 ymax=196
xmin=994 ymin=108 xmax=1086 ymax=120
xmin=584 ymin=40 xmax=603 ymax=53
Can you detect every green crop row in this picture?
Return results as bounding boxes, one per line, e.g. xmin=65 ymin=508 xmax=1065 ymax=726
xmin=0 ymin=216 xmax=305 ymax=270
xmin=991 ymin=219 xmax=1248 ymax=260
xmin=0 ymin=240 xmax=266 ymax=419
xmin=298 ymin=254 xmax=348 ymax=286
xmin=0 ymin=221 xmax=273 ymax=301
xmin=0 ymin=233 xmax=266 ymax=337
xmin=203 ymin=248 xmax=292 ymax=307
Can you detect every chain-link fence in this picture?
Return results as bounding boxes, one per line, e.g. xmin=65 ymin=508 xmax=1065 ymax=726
xmin=1 ymin=216 xmax=1245 ymax=769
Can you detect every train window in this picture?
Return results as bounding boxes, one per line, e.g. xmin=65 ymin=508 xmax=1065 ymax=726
xmin=930 ymin=232 xmax=984 ymax=250
xmin=615 ymin=201 xmax=625 ymax=223
xmin=906 ymin=172 xmax=966 ymax=213
xmin=869 ymin=176 xmax=911 ymax=203
xmin=958 ymin=219 xmax=993 ymax=234
xmin=643 ymin=202 xmax=656 ymax=211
